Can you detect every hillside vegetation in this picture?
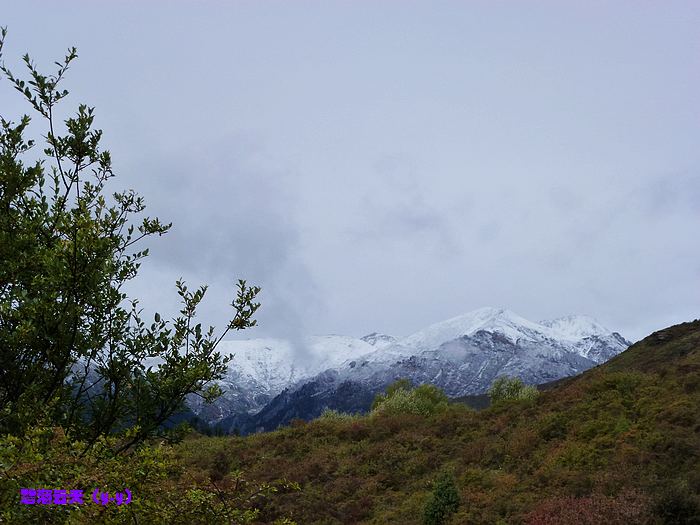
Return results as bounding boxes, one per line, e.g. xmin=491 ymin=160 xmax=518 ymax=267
xmin=172 ymin=320 xmax=700 ymax=524
xmin=3 ymin=323 xmax=699 ymax=524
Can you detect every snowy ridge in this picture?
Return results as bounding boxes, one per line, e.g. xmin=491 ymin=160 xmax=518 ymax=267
xmin=399 ymin=307 xmax=550 ymax=351
xmin=216 ymin=335 xmax=375 ymax=391
xmin=185 ymin=307 xmax=630 ymax=425
xmin=360 ymin=332 xmax=398 ymax=349
xmin=325 ymin=307 xmax=631 ymax=398
xmin=539 ymin=315 xmax=613 ymax=340
xmin=354 ymin=307 xmax=625 ymax=367
xmin=185 ymin=335 xmax=376 ymax=421
xmin=214 ymin=308 xmax=631 ymax=434
xmin=399 ymin=307 xmax=618 ymax=350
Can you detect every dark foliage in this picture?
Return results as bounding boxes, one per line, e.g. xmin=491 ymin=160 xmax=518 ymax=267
xmin=423 ymin=471 xmax=460 ymax=525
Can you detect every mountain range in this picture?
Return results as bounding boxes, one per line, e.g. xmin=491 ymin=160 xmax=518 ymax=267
xmin=186 ymin=307 xmax=631 ymax=434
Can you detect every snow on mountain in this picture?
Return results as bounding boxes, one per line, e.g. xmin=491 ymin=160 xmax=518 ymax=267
xmin=215 ymin=310 xmax=632 ymax=434
xmin=360 ymin=332 xmax=398 ymax=349
xmin=540 ymin=315 xmax=613 ymax=340
xmin=188 ymin=307 xmax=631 ymax=428
xmin=331 ymin=308 xmax=631 ymax=395
xmin=217 ymin=335 xmax=374 ymax=388
xmin=355 ymin=308 xmax=628 ymax=366
xmin=399 ymin=307 xmax=547 ymax=351
xmin=186 ymin=335 xmax=376 ymax=421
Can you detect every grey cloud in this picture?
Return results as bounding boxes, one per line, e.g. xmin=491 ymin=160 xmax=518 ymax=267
xmin=3 ymin=1 xmax=698 ymax=345
xmin=348 ymin=154 xmax=461 ymax=258
xmin=123 ymin=135 xmax=322 ymax=342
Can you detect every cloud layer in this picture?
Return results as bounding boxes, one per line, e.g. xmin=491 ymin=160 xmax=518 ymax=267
xmin=2 ymin=1 xmax=698 ymax=344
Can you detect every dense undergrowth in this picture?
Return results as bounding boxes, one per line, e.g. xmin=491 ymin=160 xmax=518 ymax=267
xmin=0 ymin=425 xmax=299 ymax=524
xmin=3 ymin=321 xmax=699 ymax=524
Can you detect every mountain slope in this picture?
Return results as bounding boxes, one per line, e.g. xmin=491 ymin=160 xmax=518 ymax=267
xmin=177 ymin=319 xmax=700 ymax=524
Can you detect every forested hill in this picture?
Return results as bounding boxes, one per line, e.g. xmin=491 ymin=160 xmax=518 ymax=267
xmin=174 ymin=320 xmax=700 ymax=524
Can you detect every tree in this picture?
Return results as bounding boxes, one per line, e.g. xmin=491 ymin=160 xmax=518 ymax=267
xmin=488 ymin=376 xmax=539 ymax=404
xmin=0 ymin=28 xmax=260 ymax=452
xmin=423 ymin=470 xmax=460 ymax=525
xmin=370 ymin=378 xmax=412 ymax=411
xmin=371 ymin=379 xmax=449 ymax=416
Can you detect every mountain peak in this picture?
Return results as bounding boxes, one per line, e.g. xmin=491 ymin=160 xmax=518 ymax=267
xmin=396 ymin=307 xmax=625 ymax=353
xmin=539 ymin=315 xmax=613 ymax=340
xmin=399 ymin=307 xmax=538 ymax=351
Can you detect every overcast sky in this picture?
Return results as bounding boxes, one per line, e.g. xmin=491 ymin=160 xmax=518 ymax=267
xmin=2 ymin=1 xmax=699 ymax=343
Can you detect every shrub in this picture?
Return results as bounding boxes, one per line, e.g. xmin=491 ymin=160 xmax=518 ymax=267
xmin=371 ymin=378 xmax=413 ymax=411
xmin=423 ymin=471 xmax=460 ymax=525
xmin=0 ymin=425 xmax=299 ymax=524
xmin=210 ymin=449 xmax=231 ymax=482
xmin=371 ymin=380 xmax=449 ymax=417
xmin=653 ymin=481 xmax=700 ymax=524
xmin=488 ymin=376 xmax=540 ymax=403
xmin=525 ymin=489 xmax=652 ymax=525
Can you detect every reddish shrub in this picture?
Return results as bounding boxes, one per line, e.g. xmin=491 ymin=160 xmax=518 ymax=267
xmin=525 ymin=489 xmax=652 ymax=525
xmin=339 ymin=420 xmax=370 ymax=441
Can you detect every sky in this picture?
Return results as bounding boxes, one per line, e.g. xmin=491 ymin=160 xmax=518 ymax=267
xmin=2 ymin=1 xmax=699 ymax=343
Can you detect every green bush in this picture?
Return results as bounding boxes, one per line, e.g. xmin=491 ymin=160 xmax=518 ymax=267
xmin=423 ymin=471 xmax=460 ymax=525
xmin=371 ymin=380 xmax=449 ymax=417
xmin=488 ymin=376 xmax=540 ymax=403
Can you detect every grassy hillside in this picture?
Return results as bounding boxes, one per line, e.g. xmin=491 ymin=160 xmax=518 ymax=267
xmin=176 ymin=320 xmax=700 ymax=524
xmin=3 ymin=320 xmax=699 ymax=524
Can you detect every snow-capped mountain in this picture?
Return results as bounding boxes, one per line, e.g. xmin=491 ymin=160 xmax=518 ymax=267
xmin=365 ymin=308 xmax=623 ymax=361
xmin=309 ymin=307 xmax=630 ymax=397
xmin=190 ymin=307 xmax=631 ymax=432
xmin=401 ymin=307 xmax=549 ymax=353
xmin=186 ymin=335 xmax=375 ymax=422
xmin=220 ymin=335 xmax=375 ymax=389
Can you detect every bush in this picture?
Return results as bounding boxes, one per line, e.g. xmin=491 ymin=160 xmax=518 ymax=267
xmin=525 ymin=490 xmax=652 ymax=525
xmin=488 ymin=376 xmax=540 ymax=403
xmin=371 ymin=380 xmax=449 ymax=417
xmin=423 ymin=471 xmax=460 ymax=525
xmin=0 ymin=425 xmax=299 ymax=524
xmin=653 ymin=481 xmax=700 ymax=524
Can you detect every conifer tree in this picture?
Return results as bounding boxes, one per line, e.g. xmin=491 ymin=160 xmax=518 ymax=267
xmin=423 ymin=470 xmax=460 ymax=525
